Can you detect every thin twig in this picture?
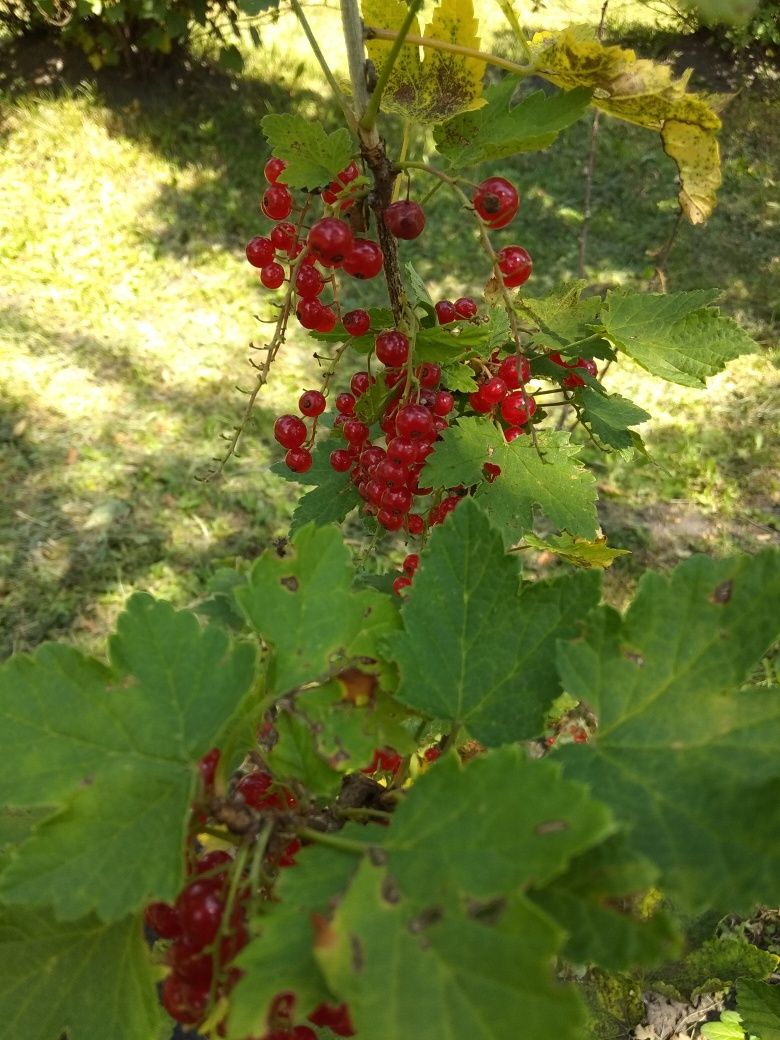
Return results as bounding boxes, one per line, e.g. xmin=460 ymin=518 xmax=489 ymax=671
xmin=360 ymin=0 xmax=424 ymax=132
xmin=290 ymin=0 xmax=357 ymax=132
xmin=364 ymin=27 xmax=534 ymax=78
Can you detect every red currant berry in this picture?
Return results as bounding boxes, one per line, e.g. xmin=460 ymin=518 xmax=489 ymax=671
xmin=271 ymin=221 xmax=297 ymax=252
xmin=497 ymin=245 xmax=533 ymax=288
xmin=343 ymin=419 xmax=369 ymax=446
xmin=296 ymin=298 xmax=325 ymax=330
xmin=469 ymin=389 xmax=494 ymax=414
xmin=193 ymin=850 xmax=233 ymax=878
xmin=144 ymin=901 xmax=181 ymax=940
xmin=424 ymin=746 xmax=441 ymax=762
xmin=278 ymin=837 xmax=301 ymax=868
xmin=504 ymin=425 xmax=526 ymax=441
xmin=285 ymin=447 xmax=313 ymax=473
xmin=403 ymin=553 xmax=419 ymax=575
xmin=433 ymin=390 xmax=455 ymax=416
xmin=435 ymin=300 xmax=457 ymax=324
xmin=483 ymin=462 xmax=502 ymax=482
xmin=392 ymin=575 xmax=412 ymax=594
xmin=245 ymin=236 xmax=274 ymax=268
xmin=418 ymin=362 xmax=441 ymax=388
xmin=342 ymin=238 xmax=384 ymax=279
xmin=343 ymin=309 xmax=371 ymax=337
xmin=350 ymin=371 xmax=373 ymax=396
xmin=481 ymin=376 xmax=508 ymax=405
xmin=198 ymin=747 xmax=220 ymax=792
xmin=261 ymin=185 xmax=293 ymax=221
xmin=176 ymin=881 xmax=225 ymax=948
xmin=548 ymin=351 xmax=570 ymax=367
xmin=383 ymin=200 xmax=426 ymax=240
xmin=330 ymin=449 xmax=352 ymax=472
xmin=382 ymin=487 xmax=413 ymax=513
xmin=454 ymin=297 xmax=478 ymax=319
xmin=395 ymin=403 xmax=435 ymax=441
xmin=294 ymin=265 xmax=324 ymax=299
xmin=375 ymin=459 xmax=409 ymax=488
xmin=273 ymin=414 xmax=307 ymax=449
xmin=407 ymin=513 xmax=425 ymax=535
xmin=336 ymin=392 xmax=356 ymax=415
xmin=260 ymin=262 xmax=286 ymax=290
xmin=378 ymin=509 xmax=405 ymax=531
xmin=497 ymin=354 xmax=531 ymax=388
xmin=375 ymin=330 xmax=409 ymax=367
xmin=161 ymin=974 xmax=208 ymax=1025
xmin=501 ymin=390 xmax=536 ymax=426
xmin=308 ymin=1002 xmax=355 ymax=1037
xmin=264 ymin=157 xmax=287 ymax=184
xmin=169 ymin=935 xmax=214 ymax=988
xmin=473 ymin=176 xmax=519 ymax=229
xmin=386 ymin=437 xmax=417 ymax=466
xmin=579 ymin=357 xmax=598 ymax=377
xmin=562 ymin=372 xmax=585 ymax=389
xmin=307 ymin=217 xmax=354 ymax=265
xmin=298 ymin=390 xmax=326 ymax=417
xmin=316 ymin=306 xmax=338 ymax=333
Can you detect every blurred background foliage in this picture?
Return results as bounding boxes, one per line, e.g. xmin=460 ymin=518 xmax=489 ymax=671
xmin=0 ymin=0 xmax=778 ymax=660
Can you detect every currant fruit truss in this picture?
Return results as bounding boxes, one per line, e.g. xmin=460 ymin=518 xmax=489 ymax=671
xmin=2 ymin=4 xmax=778 ymax=1040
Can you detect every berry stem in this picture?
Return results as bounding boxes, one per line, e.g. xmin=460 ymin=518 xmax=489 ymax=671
xmin=289 ymin=0 xmax=357 ymax=132
xmin=494 ymin=0 xmax=534 ymax=64
xmin=360 ymin=0 xmax=425 ymax=133
xmin=296 ymin=826 xmax=373 ymax=855
xmin=363 ymin=26 xmax=534 ymax=79
xmin=207 ymin=842 xmax=249 ymax=1005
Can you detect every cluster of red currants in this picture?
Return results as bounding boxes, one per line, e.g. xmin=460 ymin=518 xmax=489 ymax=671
xmin=549 ymin=352 xmax=598 ymax=388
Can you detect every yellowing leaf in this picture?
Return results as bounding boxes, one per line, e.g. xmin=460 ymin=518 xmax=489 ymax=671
xmin=526 ymin=27 xmax=724 ymax=222
xmin=362 ymin=0 xmax=486 ymax=124
xmin=662 ymin=119 xmax=722 ymax=225
xmin=523 ymin=533 xmax=630 ymax=569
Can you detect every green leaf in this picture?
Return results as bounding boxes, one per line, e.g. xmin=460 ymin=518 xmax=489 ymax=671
xmin=476 ymin=429 xmax=600 ymax=543
xmin=415 ymin=310 xmax=511 ymax=364
xmin=217 ymin=44 xmax=244 ymax=72
xmin=271 ymin=438 xmax=337 ymax=487
xmin=530 ymin=835 xmax=681 ymax=970
xmin=0 ymin=908 xmax=160 ymax=1040
xmin=520 ymin=281 xmax=609 ymax=355
xmin=555 ymin=550 xmax=780 ymax=911
xmin=0 ymin=595 xmax=255 ymax=920
xmin=652 ymin=936 xmax=777 ymax=1000
xmin=384 ymin=748 xmax=614 ymax=901
xmin=261 ymin=114 xmax=354 ymax=190
xmin=701 ymin=1011 xmax=748 ymax=1040
xmin=290 ymin=476 xmax=361 ymax=534
xmin=435 ymin=79 xmax=591 ymax=167
xmin=236 ymin=526 xmax=396 ymax=695
xmin=405 ymin=261 xmax=434 ymax=308
xmin=354 ymin=380 xmax=402 ymax=424
xmin=266 ymin=709 xmax=343 ymax=795
xmin=578 ymin=387 xmax=651 ymax=452
xmin=600 ymin=288 xmax=757 ymax=387
xmin=440 ymin=362 xmax=478 ymax=392
xmin=227 ymin=842 xmax=363 ymax=1039
xmin=738 ymin=979 xmax=780 ymax=1040
xmin=317 ymin=859 xmax=588 ymax=1040
xmin=421 ymin=415 xmax=496 ymax=488
xmin=383 ymin=498 xmax=602 ymax=743
xmin=523 ymin=532 xmax=630 ymax=568
xmin=682 ymin=0 xmax=758 ymax=24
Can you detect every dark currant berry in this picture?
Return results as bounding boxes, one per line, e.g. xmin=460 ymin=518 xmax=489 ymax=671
xmin=342 ymin=238 xmax=384 ymax=279
xmin=161 ymin=975 xmax=208 ymax=1026
xmin=245 ymin=236 xmax=274 ymax=268
xmin=294 ymin=265 xmax=324 ymax=299
xmin=198 ymin=747 xmax=220 ymax=792
xmin=418 ymin=362 xmax=441 ymax=388
xmin=403 ymin=553 xmax=419 ymax=576
xmin=298 ymin=390 xmax=326 ymax=417
xmin=307 ymin=217 xmax=354 ymax=265
xmin=315 ymin=306 xmax=338 ymax=333
xmin=497 ymin=245 xmax=533 ymax=288
xmin=473 ymin=176 xmax=519 ymax=229
xmin=392 ymin=575 xmax=412 ymax=594
xmin=343 ymin=309 xmax=371 ymax=337
xmin=343 ymin=419 xmax=369 ymax=446
xmin=454 ymin=297 xmax=478 ymax=319
xmin=481 ymin=376 xmax=508 ymax=405
xmin=375 ymin=329 xmax=409 ymax=367
xmin=144 ymin=901 xmax=181 ymax=940
xmin=483 ymin=462 xmax=502 ymax=482
xmin=176 ymin=880 xmax=225 ymax=948
xmin=296 ymin=298 xmax=325 ymax=330
xmin=501 ymin=390 xmax=536 ymax=426
xmin=308 ymin=1002 xmax=355 ymax=1037
xmin=286 ymin=447 xmax=313 ymax=472
xmin=433 ymin=390 xmax=455 ymax=416
xmin=260 ymin=262 xmax=285 ymax=290
xmin=336 ymin=392 xmax=356 ymax=415
xmin=395 ymin=404 xmax=435 ymax=441
xmin=261 ymin=185 xmax=294 ymax=221
xmin=193 ymin=849 xmax=233 ymax=878
xmin=350 ymin=370 xmax=373 ymax=396
xmin=273 ymin=414 xmax=307 ymax=449
xmin=435 ymin=300 xmax=457 ymax=324
xmin=271 ymin=222 xmax=297 ymax=252
xmin=330 ymin=449 xmax=353 ymax=472
xmin=497 ymin=354 xmax=531 ymax=388
xmin=562 ymin=372 xmax=585 ymax=389
xmin=383 ymin=200 xmax=426 ymax=240
xmin=264 ymin=156 xmax=288 ymax=184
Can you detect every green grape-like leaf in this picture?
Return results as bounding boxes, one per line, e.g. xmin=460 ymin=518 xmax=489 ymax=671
xmin=290 ymin=476 xmax=361 ymax=534
xmin=521 ymin=281 xmax=611 ymax=356
xmin=435 ymin=78 xmax=591 ymax=167
xmin=236 ymin=525 xmax=397 ymax=696
xmin=227 ymin=841 xmax=364 ymax=1040
xmin=384 ymin=748 xmax=615 ymax=902
xmin=260 ymin=114 xmax=354 ymax=190
xmin=578 ymin=387 xmax=651 ymax=451
xmin=530 ymin=835 xmax=681 ymax=970
xmin=415 ymin=310 xmax=510 ymax=364
xmin=555 ymin=550 xmax=780 ymax=911
xmin=738 ymin=979 xmax=780 ymax=1040
xmin=383 ymin=498 xmax=602 ymax=743
xmin=0 ymin=595 xmax=255 ymax=920
xmin=317 ymin=859 xmax=588 ymax=1040
xmin=440 ymin=362 xmax=479 ymax=392
xmin=0 ymin=908 xmax=160 ymax=1040
xmin=600 ymin=288 xmax=757 ymax=386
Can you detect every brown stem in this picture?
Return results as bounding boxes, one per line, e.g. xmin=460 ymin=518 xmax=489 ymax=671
xmin=577 ymin=0 xmax=608 ymax=279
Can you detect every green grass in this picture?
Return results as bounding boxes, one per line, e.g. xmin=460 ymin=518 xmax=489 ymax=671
xmin=1 ymin=8 xmax=778 ymax=657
